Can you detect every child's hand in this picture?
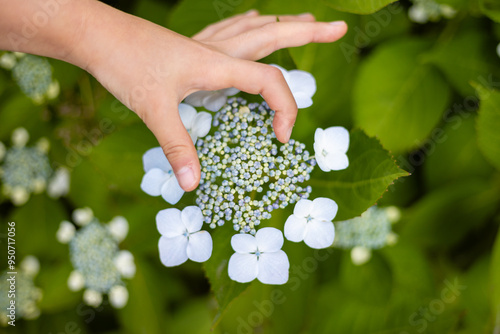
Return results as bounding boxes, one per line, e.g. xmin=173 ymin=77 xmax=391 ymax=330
xmin=0 ymin=0 xmax=347 ymax=192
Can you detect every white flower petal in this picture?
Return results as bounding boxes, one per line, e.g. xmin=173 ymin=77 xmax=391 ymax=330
xmin=12 ymin=127 xmax=29 ymax=148
xmin=323 ymin=151 xmax=349 ymax=171
xmin=231 ymin=233 xmax=258 ymax=253
xmin=156 ymin=208 xmax=185 ymax=237
xmin=192 ymin=112 xmax=212 ymax=138
xmin=187 ymin=231 xmax=212 ymax=262
xmin=56 ymin=221 xmax=75 ymax=244
xmin=181 ymin=206 xmax=203 ymax=233
xmin=158 ymin=235 xmax=189 ymax=267
xmin=114 ymin=250 xmax=136 ymax=278
xmin=20 ymin=255 xmax=40 ymax=277
xmin=72 ymin=207 xmax=93 ymax=226
xmin=107 ymin=216 xmax=129 ymax=242
xmin=293 ymin=199 xmax=313 ymax=217
xmin=11 ymin=186 xmax=29 ymax=206
xmin=303 ymin=219 xmax=335 ymax=249
xmin=351 ymin=246 xmax=372 ymax=265
xmin=83 ymin=289 xmax=102 ymax=307
xmin=160 ymin=176 xmax=184 ymax=205
xmin=47 ymin=167 xmax=70 ymax=198
xmin=184 ymin=91 xmax=206 ymax=107
xmin=288 ymin=70 xmax=316 ymax=97
xmin=257 ymin=251 xmax=289 ymax=285
xmin=313 ymin=149 xmax=331 ymax=172
xmin=324 ymin=126 xmax=350 ymax=153
xmin=284 ymin=215 xmax=307 ymax=243
xmin=140 ymin=168 xmax=167 ymax=197
xmin=179 ymin=103 xmax=197 ymax=129
xmin=143 ymin=147 xmax=169 ymax=172
xmin=293 ymin=92 xmax=313 ymax=109
xmin=224 ymin=87 xmax=240 ymax=96
xmin=255 ymin=227 xmax=283 ymax=253
xmin=109 ymin=285 xmax=129 ymax=309
xmin=312 ymin=198 xmax=338 ymax=221
xmin=202 ymin=93 xmax=226 ymax=112
xmin=228 ymin=253 xmax=258 ymax=283
xmin=68 ymin=270 xmax=85 ymax=291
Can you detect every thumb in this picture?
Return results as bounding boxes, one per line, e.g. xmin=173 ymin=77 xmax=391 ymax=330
xmin=144 ymin=102 xmax=201 ymax=192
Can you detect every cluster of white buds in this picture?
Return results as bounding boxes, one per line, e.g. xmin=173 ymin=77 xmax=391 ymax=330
xmin=0 ymin=256 xmax=42 ymax=325
xmin=333 ymin=206 xmax=400 ymax=265
xmin=0 ymin=52 xmax=59 ymax=103
xmin=195 ymin=98 xmax=314 ymax=235
xmin=56 ymin=208 xmax=135 ymax=308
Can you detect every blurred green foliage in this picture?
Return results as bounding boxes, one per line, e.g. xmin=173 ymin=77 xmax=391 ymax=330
xmin=0 ymin=0 xmax=499 ymax=333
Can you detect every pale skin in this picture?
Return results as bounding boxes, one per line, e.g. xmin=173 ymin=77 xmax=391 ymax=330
xmin=0 ymin=0 xmax=348 ymax=191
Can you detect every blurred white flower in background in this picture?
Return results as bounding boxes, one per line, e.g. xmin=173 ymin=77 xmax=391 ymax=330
xmin=185 ymin=87 xmax=240 ymax=112
xmin=140 ymin=147 xmax=184 ymax=204
xmin=313 ymin=126 xmax=350 ymax=172
xmin=0 ymin=256 xmax=43 ymax=325
xmin=270 ymin=64 xmax=316 ymax=108
xmin=351 ymin=246 xmax=372 ymax=266
xmin=228 ymin=227 xmax=289 ymax=285
xmin=179 ymin=103 xmax=212 ymax=143
xmin=156 ymin=206 xmax=213 ymax=267
xmin=285 ymin=197 xmax=337 ymax=249
xmin=58 ymin=210 xmax=135 ymax=308
xmin=408 ymin=0 xmax=456 ymax=24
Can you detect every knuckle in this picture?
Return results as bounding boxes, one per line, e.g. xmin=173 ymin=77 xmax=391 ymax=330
xmin=161 ymin=140 xmax=192 ymax=164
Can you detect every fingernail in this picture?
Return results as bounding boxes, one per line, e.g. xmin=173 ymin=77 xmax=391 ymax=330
xmin=299 ymin=12 xmax=312 ymax=17
xmin=330 ymin=20 xmax=346 ymax=25
xmin=176 ymin=166 xmax=196 ymax=190
xmin=245 ymin=9 xmax=258 ymax=16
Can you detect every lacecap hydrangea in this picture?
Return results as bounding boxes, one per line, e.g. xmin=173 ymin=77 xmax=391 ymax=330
xmin=141 ymin=66 xmax=351 ymax=285
xmin=56 ymin=208 xmax=135 ymax=308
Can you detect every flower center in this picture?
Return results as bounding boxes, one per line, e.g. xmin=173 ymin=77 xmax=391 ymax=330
xmin=305 ymin=214 xmax=313 ymax=222
xmin=321 ymin=149 xmax=328 ymax=157
xmin=182 ymin=231 xmax=189 ymax=238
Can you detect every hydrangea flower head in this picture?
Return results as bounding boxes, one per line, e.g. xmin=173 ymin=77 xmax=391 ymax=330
xmin=11 ymin=54 xmax=59 ymax=103
xmin=195 ymin=98 xmax=315 ymax=234
xmin=185 ymin=87 xmax=240 ymax=112
xmin=333 ymin=206 xmax=400 ymax=265
xmin=228 ymin=227 xmax=289 ymax=284
xmin=0 ymin=256 xmax=42 ymax=325
xmin=57 ymin=210 xmax=135 ymax=308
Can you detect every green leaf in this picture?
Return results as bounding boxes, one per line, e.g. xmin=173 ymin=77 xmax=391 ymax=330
xmin=401 ymin=179 xmax=500 ymax=249
xmin=310 ymin=130 xmax=408 ymax=221
xmin=38 ymin=262 xmax=81 ymax=313
xmin=203 ymin=225 xmax=250 ymax=328
xmin=423 ymin=116 xmax=494 ymax=190
xmin=322 ymin=0 xmax=397 ymax=14
xmin=476 ymin=85 xmax=500 ymax=171
xmin=353 ymin=39 xmax=451 ymax=153
xmin=425 ymin=27 xmax=500 ymax=96
xmin=480 ymin=0 xmax=500 ymax=22
xmin=0 ymin=93 xmax=44 ymax=140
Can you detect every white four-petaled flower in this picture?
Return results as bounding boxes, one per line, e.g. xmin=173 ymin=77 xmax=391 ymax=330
xmin=140 ymin=147 xmax=184 ymax=204
xmin=179 ymin=103 xmax=212 ymax=143
xmin=284 ymin=198 xmax=338 ymax=249
xmin=270 ymin=64 xmax=316 ymax=109
xmin=184 ymin=88 xmax=240 ymax=112
xmin=156 ymin=206 xmax=213 ymax=267
xmin=228 ymin=227 xmax=289 ymax=285
xmin=313 ymin=126 xmax=349 ymax=172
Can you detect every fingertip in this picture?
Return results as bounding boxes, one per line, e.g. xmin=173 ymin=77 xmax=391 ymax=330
xmin=175 ymin=164 xmax=200 ymax=191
